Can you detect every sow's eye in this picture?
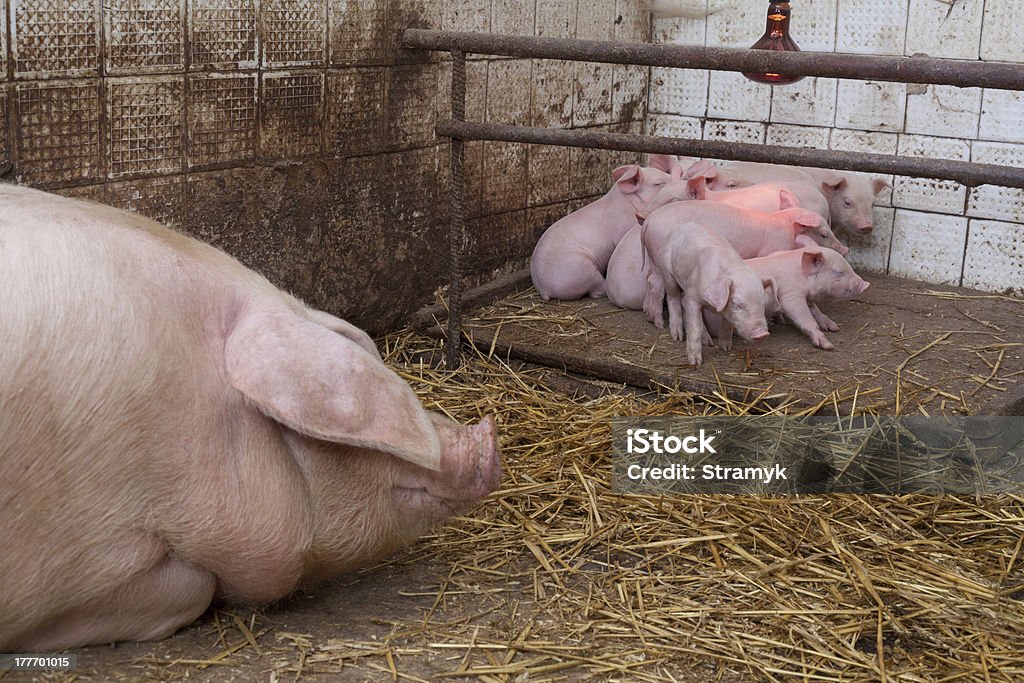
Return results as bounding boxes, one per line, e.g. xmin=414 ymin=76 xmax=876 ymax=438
xmin=844 ymin=198 xmax=853 ymax=207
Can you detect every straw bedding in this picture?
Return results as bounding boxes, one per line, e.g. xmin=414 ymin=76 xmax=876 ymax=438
xmin=36 ymin=328 xmax=1023 ymax=682
xmin=255 ymin=330 xmax=1023 ymax=681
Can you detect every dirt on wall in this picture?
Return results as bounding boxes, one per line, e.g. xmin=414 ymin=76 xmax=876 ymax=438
xmin=2 ymin=0 xmax=652 ymax=335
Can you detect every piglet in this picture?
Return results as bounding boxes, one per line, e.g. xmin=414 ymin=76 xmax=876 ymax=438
xmin=799 ymin=166 xmax=889 ymax=235
xmin=0 ymin=184 xmax=501 ymax=651
xmin=606 ymin=224 xmax=647 ymax=310
xmin=642 ymin=219 xmax=772 ymax=366
xmin=705 ymin=247 xmax=871 ymax=350
xmin=676 ymin=169 xmax=831 ymax=224
xmin=639 ymin=192 xmax=849 ymax=257
xmin=716 ymin=161 xmax=888 ymax=235
xmin=530 ymin=160 xmax=675 ymax=300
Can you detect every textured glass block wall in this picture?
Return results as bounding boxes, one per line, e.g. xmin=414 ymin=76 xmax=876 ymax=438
xmin=649 ymin=0 xmax=1024 ymax=295
xmin=0 ymin=0 xmax=651 ymax=332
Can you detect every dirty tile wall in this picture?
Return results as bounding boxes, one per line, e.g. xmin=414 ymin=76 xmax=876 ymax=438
xmin=0 ymin=0 xmax=649 ymax=333
xmin=649 ymin=0 xmax=1024 ymax=295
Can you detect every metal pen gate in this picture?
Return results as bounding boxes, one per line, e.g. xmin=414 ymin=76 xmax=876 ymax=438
xmin=401 ymin=28 xmax=1024 ymax=368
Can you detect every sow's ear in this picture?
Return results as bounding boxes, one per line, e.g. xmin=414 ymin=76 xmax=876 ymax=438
xmin=305 ymin=308 xmax=382 ymax=360
xmin=225 ymin=307 xmax=441 ymax=470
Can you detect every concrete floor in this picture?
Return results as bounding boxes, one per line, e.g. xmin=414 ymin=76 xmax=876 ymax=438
xmin=421 ymin=270 xmax=1024 ymax=416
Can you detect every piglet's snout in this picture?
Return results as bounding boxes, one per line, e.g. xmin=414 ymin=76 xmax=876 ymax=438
xmin=749 ymin=328 xmax=770 ymax=342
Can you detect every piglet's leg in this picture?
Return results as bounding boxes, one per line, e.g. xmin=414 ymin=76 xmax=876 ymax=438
xmin=664 ymin=279 xmax=685 ymax=342
xmin=716 ymin=316 xmax=735 ymax=351
xmin=14 ymin=549 xmax=216 ymax=651
xmin=643 ymin=269 xmax=667 ymax=328
xmin=683 ymin=296 xmax=705 ymax=365
xmin=783 ymin=298 xmax=834 ymax=350
xmin=809 ymin=303 xmax=839 ymax=332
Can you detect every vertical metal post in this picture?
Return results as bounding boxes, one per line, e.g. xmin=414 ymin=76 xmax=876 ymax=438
xmin=447 ymin=50 xmax=467 ymax=369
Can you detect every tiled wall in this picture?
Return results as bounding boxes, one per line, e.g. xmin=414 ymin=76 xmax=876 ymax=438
xmin=648 ymin=0 xmax=1024 ymax=295
xmin=445 ymin=0 xmax=650 ymax=272
xmin=0 ymin=0 xmax=649 ymax=333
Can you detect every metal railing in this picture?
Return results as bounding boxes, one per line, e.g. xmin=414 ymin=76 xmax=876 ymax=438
xmin=401 ymin=28 xmax=1024 ymax=367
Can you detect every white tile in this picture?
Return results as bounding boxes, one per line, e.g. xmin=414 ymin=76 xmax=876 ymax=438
xmin=442 ymin=0 xmax=489 ymax=32
xmin=766 ymin=123 xmax=830 ymax=149
xmin=892 ymin=134 xmax=969 ymax=214
xmin=835 ymin=81 xmax=907 ymax=132
xmin=904 ymin=85 xmax=981 ymax=139
xmin=979 ymin=90 xmax=1024 ymax=144
xmin=486 ymin=60 xmax=532 ymax=126
xmin=530 ymin=60 xmax=573 ymax=127
xmin=647 ymin=113 xmax=703 ymax=140
xmin=844 ymin=206 xmax=894 ymax=275
xmin=888 ymin=210 xmax=968 ymax=285
xmin=969 ymin=185 xmax=1024 ymax=224
xmin=968 ymin=141 xmax=1024 ymax=223
xmin=572 ymin=62 xmax=613 ymax=127
xmin=836 ymin=0 xmax=908 ymax=55
xmin=575 ymin=0 xmax=616 ymax=40
xmin=615 ymin=0 xmax=649 ymax=43
xmin=706 ymin=1 xmax=762 ymax=48
xmin=963 ymin=219 xmax=1024 ymax=294
xmin=536 ymin=0 xmax=576 ymax=38
xmin=703 ymin=120 xmax=765 ymax=144
xmin=980 ymin=1 xmax=1024 ymax=63
xmin=649 ymin=67 xmax=708 ymax=117
xmin=612 ymin=65 xmax=648 ymax=123
xmin=770 ymin=77 xmax=837 ymax=127
xmin=482 ymin=141 xmax=528 ymax=214
xmin=790 ymin=0 xmax=838 ymax=51
xmin=830 ymin=129 xmax=899 ymax=155
xmin=652 ymin=10 xmax=707 ymax=45
xmin=905 ymin=0 xmax=983 ymax=60
xmin=528 ymin=145 xmax=570 ymax=206
xmin=707 ymin=70 xmax=771 ymax=121
xmin=492 ymin=0 xmax=535 ymax=36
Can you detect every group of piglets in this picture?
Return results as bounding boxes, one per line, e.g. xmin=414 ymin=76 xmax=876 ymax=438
xmin=530 ymin=154 xmax=883 ymax=365
xmin=0 ymin=184 xmax=501 ymax=650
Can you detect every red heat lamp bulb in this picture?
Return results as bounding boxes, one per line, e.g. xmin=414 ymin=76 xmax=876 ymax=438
xmin=743 ymin=1 xmax=805 ymax=85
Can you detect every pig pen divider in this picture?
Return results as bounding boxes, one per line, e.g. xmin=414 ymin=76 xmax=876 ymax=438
xmin=400 ymin=28 xmax=1024 ymax=369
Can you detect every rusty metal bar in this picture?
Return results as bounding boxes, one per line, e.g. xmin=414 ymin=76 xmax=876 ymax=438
xmin=436 ymin=120 xmax=1024 ymax=189
xmin=403 ymin=29 xmax=1024 ymax=92
xmin=404 ymin=28 xmax=1024 ymax=358
xmin=447 ymin=50 xmax=468 ymax=368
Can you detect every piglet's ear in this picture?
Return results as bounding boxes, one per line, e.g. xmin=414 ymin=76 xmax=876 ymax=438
xmin=647 ymin=154 xmax=677 ymax=173
xmin=801 ymin=249 xmax=825 ymax=275
xmin=612 ymin=164 xmax=642 ymax=192
xmin=225 ymin=307 xmax=441 ymax=470
xmin=683 ymin=159 xmax=716 ymax=180
xmin=794 ymin=209 xmax=823 ymax=228
xmin=820 ymin=176 xmax=847 ymax=195
xmin=703 ymin=277 xmax=732 ymax=313
xmin=794 ymin=233 xmax=816 ymax=249
xmin=871 ymin=178 xmax=890 ymax=195
xmin=778 ymin=189 xmax=800 ymax=210
xmin=686 ymin=175 xmax=707 ymax=200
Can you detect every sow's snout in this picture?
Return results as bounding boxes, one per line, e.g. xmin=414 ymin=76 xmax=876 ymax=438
xmin=394 ymin=415 xmax=502 ymax=514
